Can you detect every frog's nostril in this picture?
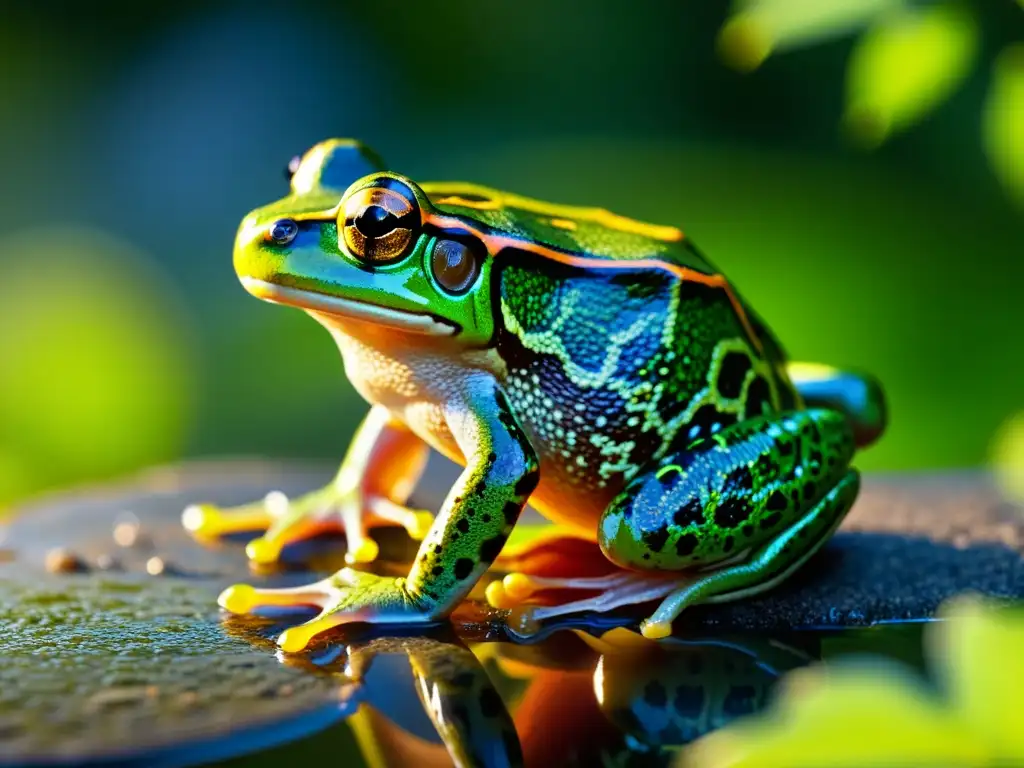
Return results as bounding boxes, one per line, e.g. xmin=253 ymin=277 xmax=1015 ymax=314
xmin=268 ymin=219 xmax=299 ymax=246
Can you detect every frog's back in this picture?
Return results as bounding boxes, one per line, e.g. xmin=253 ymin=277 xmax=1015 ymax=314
xmin=421 ymin=183 xmax=798 ymax=522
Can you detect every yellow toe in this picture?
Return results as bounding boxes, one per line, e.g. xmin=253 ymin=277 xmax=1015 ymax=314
xmin=485 ymin=579 xmax=511 ymax=609
xmin=246 ymin=536 xmax=282 ymax=564
xmin=218 ymin=583 xmax=258 ymax=614
xmin=345 ymin=537 xmax=379 ymax=565
xmin=640 ymin=620 xmax=672 ymax=640
xmin=277 ymin=614 xmax=344 ymax=653
xmin=182 ymin=504 xmax=217 ymax=534
xmin=406 ymin=511 xmax=434 ymax=540
xmin=503 ymin=573 xmax=535 ymax=601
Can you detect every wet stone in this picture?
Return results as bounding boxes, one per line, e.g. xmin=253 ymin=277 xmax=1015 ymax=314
xmin=1 ymin=459 xmax=1023 ymax=765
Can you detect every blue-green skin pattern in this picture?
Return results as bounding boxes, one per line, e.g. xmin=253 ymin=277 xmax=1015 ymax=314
xmin=428 ymin=194 xmax=859 ymax=574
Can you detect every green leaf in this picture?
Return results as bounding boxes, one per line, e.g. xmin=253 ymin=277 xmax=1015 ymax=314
xmin=680 ymin=661 xmax=983 ymax=767
xmin=718 ymin=0 xmax=900 ymax=72
xmin=934 ymin=596 xmax=1024 ymax=760
xmin=983 ymin=44 xmax=1024 ymax=207
xmin=843 ymin=2 xmax=979 ymax=147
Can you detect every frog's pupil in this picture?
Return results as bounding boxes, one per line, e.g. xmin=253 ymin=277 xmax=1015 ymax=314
xmin=355 ymin=205 xmax=398 ymax=238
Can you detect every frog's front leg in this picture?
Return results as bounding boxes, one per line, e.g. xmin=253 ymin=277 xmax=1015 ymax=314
xmin=182 ymin=405 xmax=433 ymax=565
xmin=218 ymin=378 xmax=540 ymax=652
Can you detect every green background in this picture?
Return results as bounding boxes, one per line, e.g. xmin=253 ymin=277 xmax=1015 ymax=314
xmin=1 ymin=0 xmax=1022 ymax=509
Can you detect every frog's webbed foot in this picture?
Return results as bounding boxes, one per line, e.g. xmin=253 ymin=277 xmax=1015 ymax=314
xmin=182 ymin=486 xmax=434 ymax=566
xmin=488 ymin=571 xmax=682 ymax=637
xmin=218 ymin=568 xmax=434 ymax=652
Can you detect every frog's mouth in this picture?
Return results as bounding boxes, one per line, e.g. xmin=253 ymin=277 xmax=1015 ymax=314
xmin=240 ymin=278 xmax=458 ymax=336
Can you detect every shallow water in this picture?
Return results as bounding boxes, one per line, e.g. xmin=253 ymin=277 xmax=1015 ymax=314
xmin=211 ymin=620 xmax=931 ymax=768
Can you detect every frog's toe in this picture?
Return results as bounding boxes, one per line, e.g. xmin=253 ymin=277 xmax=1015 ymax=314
xmin=366 ymin=497 xmax=434 ymax=541
xmin=217 ymin=577 xmax=340 ymax=615
xmin=182 ymin=500 xmax=274 ymax=539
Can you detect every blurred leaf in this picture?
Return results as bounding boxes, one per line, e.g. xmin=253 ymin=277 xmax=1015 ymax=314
xmin=0 ymin=228 xmax=195 ymax=503
xmin=718 ymin=0 xmax=900 ymax=72
xmin=843 ymin=2 xmax=979 ymax=147
xmin=983 ymin=44 xmax=1024 ymax=207
xmin=936 ymin=597 xmax=1024 ymax=758
xmin=678 ymin=596 xmax=1024 ymax=767
xmin=990 ymin=411 xmax=1024 ymax=504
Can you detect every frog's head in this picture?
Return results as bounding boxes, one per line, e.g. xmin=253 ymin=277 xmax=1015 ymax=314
xmin=233 ymin=139 xmax=495 ymax=346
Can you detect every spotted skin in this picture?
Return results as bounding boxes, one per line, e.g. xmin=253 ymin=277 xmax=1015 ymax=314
xmin=598 ymin=409 xmax=855 ymax=570
xmin=406 ymin=381 xmax=539 ymax=612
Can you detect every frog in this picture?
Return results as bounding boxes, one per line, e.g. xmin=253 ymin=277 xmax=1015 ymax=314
xmin=183 ymin=138 xmax=886 ymax=653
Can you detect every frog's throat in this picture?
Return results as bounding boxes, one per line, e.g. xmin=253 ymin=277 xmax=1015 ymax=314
xmin=240 ymin=278 xmax=457 ymax=336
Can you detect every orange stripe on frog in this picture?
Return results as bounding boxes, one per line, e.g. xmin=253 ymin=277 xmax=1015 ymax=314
xmin=423 ymin=211 xmax=764 ymax=355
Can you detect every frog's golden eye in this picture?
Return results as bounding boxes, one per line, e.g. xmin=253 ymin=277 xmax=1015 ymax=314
xmin=431 ymin=238 xmax=482 ymax=294
xmin=341 ymin=180 xmax=420 ymax=264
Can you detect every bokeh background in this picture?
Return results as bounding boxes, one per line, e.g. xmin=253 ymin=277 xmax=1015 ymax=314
xmin=1 ymin=0 xmax=1021 ymax=511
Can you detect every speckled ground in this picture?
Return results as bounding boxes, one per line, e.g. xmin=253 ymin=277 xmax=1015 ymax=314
xmin=1 ymin=459 xmax=1022 ymax=765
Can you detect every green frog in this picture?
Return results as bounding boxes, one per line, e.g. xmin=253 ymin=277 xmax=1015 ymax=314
xmin=183 ymin=139 xmax=886 ymax=653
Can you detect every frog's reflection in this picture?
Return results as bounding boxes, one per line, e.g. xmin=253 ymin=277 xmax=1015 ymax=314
xmin=223 ymin=615 xmax=816 ymax=768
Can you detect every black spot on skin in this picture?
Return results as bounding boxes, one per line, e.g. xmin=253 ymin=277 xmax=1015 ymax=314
xmin=456 ymin=518 xmax=470 ymax=533
xmin=723 ymin=466 xmax=753 ymax=495
xmin=431 ymin=565 xmax=444 ymax=576
xmin=803 ymin=481 xmax=817 ymax=502
xmin=514 ymin=471 xmax=539 ymax=497
xmin=742 ymin=523 xmax=754 ymax=537
xmin=673 ymin=685 xmax=705 ymax=719
xmin=487 ymin=452 xmax=497 ymax=462
xmin=476 ymin=482 xmax=487 ymax=493
xmin=686 ymin=404 xmax=737 ymax=442
xmin=717 ymin=351 xmax=752 ymax=399
xmin=644 ymin=680 xmax=668 ymax=708
xmin=453 ymin=558 xmax=474 ymax=580
xmin=643 ymin=526 xmax=670 ymax=552
xmin=482 ymin=514 xmax=491 ymax=523
xmin=676 ymin=532 xmax=699 ymax=556
xmin=723 ymin=535 xmax=735 ymax=553
xmin=466 ymin=508 xmax=475 ymax=517
xmin=810 ymin=450 xmax=823 ymax=466
xmin=744 ymin=376 xmax=773 ymax=419
xmin=479 ymin=535 xmax=504 ymax=563
xmin=723 ymin=685 xmax=758 ymax=717
xmin=761 ymin=511 xmax=783 ymax=529
xmin=642 ymin=553 xmax=651 ymax=560
xmin=714 ymin=497 xmax=750 ymax=528
xmin=503 ymin=501 xmax=520 ymax=525
xmin=434 ymin=545 xmax=443 ymax=555
xmin=766 ymin=490 xmax=788 ymax=511
xmin=479 ymin=687 xmax=504 ymax=718
xmin=779 ymin=438 xmax=795 ymax=457
xmin=502 ymin=727 xmax=523 ymax=764
xmin=673 ymin=497 xmax=705 ymax=528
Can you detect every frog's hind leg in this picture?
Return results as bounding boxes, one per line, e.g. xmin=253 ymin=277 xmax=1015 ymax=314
xmin=786 ymin=362 xmax=887 ymax=448
xmin=641 ymin=470 xmax=859 ymax=639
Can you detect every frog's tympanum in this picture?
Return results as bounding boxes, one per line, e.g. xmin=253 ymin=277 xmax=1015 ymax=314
xmin=183 ymin=139 xmax=886 ymax=653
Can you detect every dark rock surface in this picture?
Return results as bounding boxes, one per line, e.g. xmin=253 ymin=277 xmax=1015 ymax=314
xmin=1 ymin=459 xmax=1022 ymax=765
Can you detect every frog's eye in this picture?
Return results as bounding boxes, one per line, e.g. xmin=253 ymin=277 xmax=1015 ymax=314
xmin=431 ymin=238 xmax=482 ymax=294
xmin=266 ymin=218 xmax=299 ymax=246
xmin=341 ymin=180 xmax=420 ymax=264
